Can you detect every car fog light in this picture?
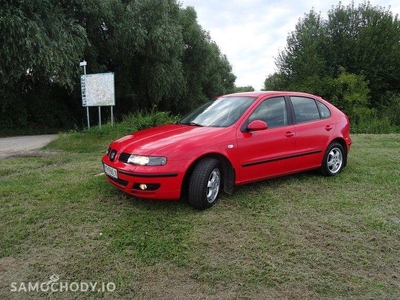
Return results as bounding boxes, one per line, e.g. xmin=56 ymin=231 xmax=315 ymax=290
xmin=139 ymin=184 xmax=147 ymax=190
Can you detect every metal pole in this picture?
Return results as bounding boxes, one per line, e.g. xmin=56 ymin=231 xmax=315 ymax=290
xmin=111 ymin=106 xmax=114 ymax=127
xmin=98 ymin=106 xmax=101 ymax=129
xmin=83 ymin=64 xmax=90 ymax=130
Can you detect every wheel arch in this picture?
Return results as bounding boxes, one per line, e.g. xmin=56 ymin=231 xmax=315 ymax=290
xmin=183 ymin=153 xmax=235 ymax=195
xmin=330 ymin=137 xmax=348 ymax=167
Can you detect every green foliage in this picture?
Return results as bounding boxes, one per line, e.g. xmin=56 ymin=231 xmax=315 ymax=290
xmin=0 ymin=0 xmax=235 ymax=133
xmin=263 ymin=72 xmax=287 ymax=91
xmin=330 ymin=67 xmax=370 ymax=123
xmin=50 ymin=110 xmax=180 ymax=153
xmin=177 ymin=7 xmax=236 ymax=112
xmin=117 ymin=0 xmax=185 ymax=108
xmin=276 ymin=10 xmax=327 ymax=81
xmin=266 ymin=1 xmax=400 ymax=133
xmin=325 ymin=2 xmax=400 ymax=98
xmin=351 ymin=109 xmax=395 ymax=134
xmin=234 ymin=86 xmax=255 ymax=93
xmin=382 ymin=92 xmax=400 ymax=126
xmin=0 ymin=0 xmax=87 ymax=88
xmin=118 ymin=110 xmax=180 ymax=132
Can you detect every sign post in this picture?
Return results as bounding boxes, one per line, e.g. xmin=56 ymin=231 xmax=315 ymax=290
xmin=79 ymin=61 xmax=90 ymax=129
xmin=80 ymin=62 xmax=115 ymax=130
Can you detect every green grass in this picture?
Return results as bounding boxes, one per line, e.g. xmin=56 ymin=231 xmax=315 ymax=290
xmin=1 ymin=133 xmax=399 ymax=299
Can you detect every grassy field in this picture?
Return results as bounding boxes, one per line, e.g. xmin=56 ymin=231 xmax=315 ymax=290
xmin=0 ymin=132 xmax=399 ymax=299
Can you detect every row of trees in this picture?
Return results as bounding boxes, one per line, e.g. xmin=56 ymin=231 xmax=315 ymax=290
xmin=0 ymin=0 xmax=236 ymax=131
xmin=2 ymin=1 xmax=400 ymax=133
xmin=265 ymin=1 xmax=400 ymax=132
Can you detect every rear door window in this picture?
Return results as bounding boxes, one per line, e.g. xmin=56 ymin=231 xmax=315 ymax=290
xmin=291 ymin=97 xmax=323 ymax=123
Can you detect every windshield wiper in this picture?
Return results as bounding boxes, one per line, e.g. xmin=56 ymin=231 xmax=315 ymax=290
xmin=189 ymin=122 xmax=203 ymax=127
xmin=177 ymin=121 xmax=204 ymax=127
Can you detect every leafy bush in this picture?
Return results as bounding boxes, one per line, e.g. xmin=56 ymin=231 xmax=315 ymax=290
xmin=119 ymin=110 xmax=180 ymax=132
xmin=351 ymin=109 xmax=397 ymax=134
xmin=49 ymin=110 xmax=180 ymax=153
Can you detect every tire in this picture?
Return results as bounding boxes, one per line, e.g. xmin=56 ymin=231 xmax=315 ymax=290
xmin=189 ymin=158 xmax=222 ymax=210
xmin=320 ymin=142 xmax=345 ymax=176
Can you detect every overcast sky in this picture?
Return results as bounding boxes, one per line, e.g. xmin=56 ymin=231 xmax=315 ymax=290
xmin=182 ymin=0 xmax=400 ymax=90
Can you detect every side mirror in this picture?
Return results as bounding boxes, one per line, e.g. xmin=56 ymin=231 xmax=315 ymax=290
xmin=247 ymin=120 xmax=268 ymax=131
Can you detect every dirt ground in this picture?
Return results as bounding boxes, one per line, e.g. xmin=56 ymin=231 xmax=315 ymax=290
xmin=0 ymin=135 xmax=58 ymax=158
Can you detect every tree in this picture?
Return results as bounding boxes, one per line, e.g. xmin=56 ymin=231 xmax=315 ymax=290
xmin=276 ymin=9 xmax=327 ymax=86
xmin=0 ymin=0 xmax=87 ymax=130
xmin=173 ymin=6 xmax=235 ymax=112
xmin=115 ymin=0 xmax=185 ymax=111
xmin=268 ymin=1 xmax=400 ymax=131
xmin=178 ymin=6 xmax=219 ymax=112
xmin=0 ymin=0 xmax=237 ymax=131
xmin=0 ymin=0 xmax=87 ymax=88
xmin=201 ymin=43 xmax=236 ymax=99
xmin=235 ymin=86 xmax=255 ymax=93
xmin=263 ymin=73 xmax=285 ymax=91
xmin=325 ymin=1 xmax=400 ymax=106
xmin=331 ymin=67 xmax=370 ymax=123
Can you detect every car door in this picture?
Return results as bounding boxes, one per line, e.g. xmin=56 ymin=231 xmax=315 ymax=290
xmin=289 ymin=96 xmax=335 ymax=171
xmin=236 ymin=96 xmax=297 ymax=184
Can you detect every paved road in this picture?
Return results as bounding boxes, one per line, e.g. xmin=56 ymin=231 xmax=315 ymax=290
xmin=0 ymin=134 xmax=58 ymax=158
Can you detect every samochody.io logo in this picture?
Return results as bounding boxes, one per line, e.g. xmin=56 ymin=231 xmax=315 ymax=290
xmin=10 ymin=274 xmax=116 ymax=293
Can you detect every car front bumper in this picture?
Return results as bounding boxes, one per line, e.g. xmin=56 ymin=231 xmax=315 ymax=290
xmin=102 ymin=158 xmax=184 ymax=200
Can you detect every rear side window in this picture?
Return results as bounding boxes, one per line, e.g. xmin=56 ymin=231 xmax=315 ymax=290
xmin=291 ymin=97 xmax=330 ymax=123
xmin=317 ymin=101 xmax=331 ymax=119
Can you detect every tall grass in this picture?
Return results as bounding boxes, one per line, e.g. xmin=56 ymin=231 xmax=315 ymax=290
xmin=50 ymin=111 xmax=179 ymax=153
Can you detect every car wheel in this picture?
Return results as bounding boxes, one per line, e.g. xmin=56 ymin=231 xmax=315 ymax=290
xmin=189 ymin=158 xmax=221 ymax=210
xmin=320 ymin=142 xmax=345 ymax=176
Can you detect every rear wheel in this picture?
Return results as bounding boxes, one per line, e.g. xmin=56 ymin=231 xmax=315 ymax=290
xmin=320 ymin=142 xmax=345 ymax=176
xmin=189 ymin=158 xmax=221 ymax=210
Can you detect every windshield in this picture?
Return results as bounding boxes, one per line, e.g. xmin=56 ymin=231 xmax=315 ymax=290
xmin=179 ymin=96 xmax=256 ymax=127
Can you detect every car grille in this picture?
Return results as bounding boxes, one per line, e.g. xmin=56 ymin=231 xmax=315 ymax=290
xmin=108 ymin=148 xmax=117 ymax=162
xmin=119 ymin=153 xmax=130 ymax=163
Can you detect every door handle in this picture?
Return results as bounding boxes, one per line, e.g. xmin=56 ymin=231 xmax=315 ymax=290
xmin=285 ymin=131 xmax=295 ymax=138
xmin=325 ymin=125 xmax=333 ymax=131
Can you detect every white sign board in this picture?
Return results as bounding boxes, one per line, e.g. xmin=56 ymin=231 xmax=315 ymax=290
xmin=81 ymin=72 xmax=115 ymax=107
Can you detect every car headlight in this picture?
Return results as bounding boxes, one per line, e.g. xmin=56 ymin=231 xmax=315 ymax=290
xmin=127 ymin=155 xmax=167 ymax=166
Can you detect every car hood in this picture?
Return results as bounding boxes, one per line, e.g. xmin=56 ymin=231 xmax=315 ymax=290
xmin=110 ymin=123 xmax=232 ymax=157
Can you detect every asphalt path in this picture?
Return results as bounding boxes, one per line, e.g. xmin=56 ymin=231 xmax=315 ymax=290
xmin=0 ymin=134 xmax=58 ymax=158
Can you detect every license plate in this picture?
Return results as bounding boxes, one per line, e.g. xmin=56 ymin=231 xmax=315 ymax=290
xmin=103 ymin=163 xmax=118 ymax=179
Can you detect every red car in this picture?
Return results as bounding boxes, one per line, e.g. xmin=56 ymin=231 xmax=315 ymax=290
xmin=102 ymin=91 xmax=352 ymax=210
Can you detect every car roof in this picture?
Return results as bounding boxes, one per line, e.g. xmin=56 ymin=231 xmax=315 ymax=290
xmin=222 ymin=91 xmax=322 ymax=99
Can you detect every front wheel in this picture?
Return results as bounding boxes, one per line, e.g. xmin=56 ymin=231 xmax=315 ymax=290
xmin=189 ymin=158 xmax=221 ymax=210
xmin=320 ymin=142 xmax=345 ymax=176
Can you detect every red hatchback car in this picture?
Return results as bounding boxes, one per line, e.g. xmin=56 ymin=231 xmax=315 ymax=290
xmin=102 ymin=91 xmax=352 ymax=210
